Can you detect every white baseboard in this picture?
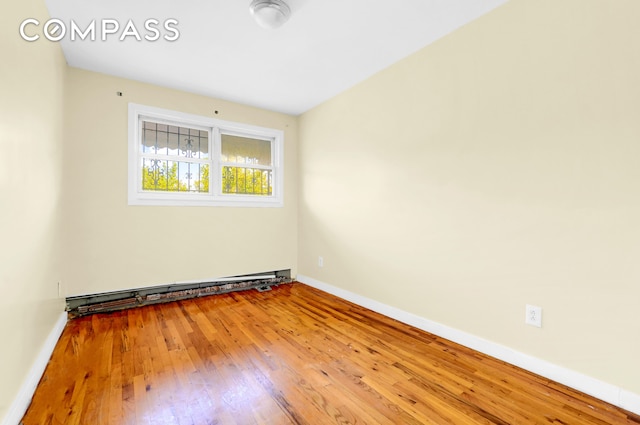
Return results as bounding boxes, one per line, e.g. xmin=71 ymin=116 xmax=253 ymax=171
xmin=2 ymin=311 xmax=67 ymax=425
xmin=297 ymin=274 xmax=640 ymax=415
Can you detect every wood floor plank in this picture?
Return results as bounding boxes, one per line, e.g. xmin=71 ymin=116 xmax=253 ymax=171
xmin=21 ymin=282 xmax=640 ymax=425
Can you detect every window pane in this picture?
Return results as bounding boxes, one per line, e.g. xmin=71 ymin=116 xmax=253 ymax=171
xmin=168 ymin=132 xmax=180 ymax=156
xmin=221 ymin=135 xmax=271 ymax=166
xmin=178 ymin=162 xmax=209 ymax=193
xmin=156 ymin=128 xmax=168 ymax=155
xmin=222 ymin=166 xmax=272 ymax=196
xmin=142 ymin=159 xmax=209 ymax=193
xmin=142 ymin=128 xmax=156 ymax=154
xmin=141 ymin=120 xmax=209 ymax=159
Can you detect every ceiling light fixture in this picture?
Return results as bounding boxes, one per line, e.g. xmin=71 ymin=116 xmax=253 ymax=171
xmin=249 ymin=0 xmax=291 ymax=30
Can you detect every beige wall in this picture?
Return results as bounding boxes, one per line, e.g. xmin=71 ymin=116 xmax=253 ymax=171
xmin=299 ymin=0 xmax=640 ymax=394
xmin=62 ymin=68 xmax=298 ymax=296
xmin=0 ymin=0 xmax=67 ymax=420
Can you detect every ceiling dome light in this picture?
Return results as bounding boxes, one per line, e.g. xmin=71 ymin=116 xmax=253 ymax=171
xmin=249 ymin=0 xmax=291 ymax=30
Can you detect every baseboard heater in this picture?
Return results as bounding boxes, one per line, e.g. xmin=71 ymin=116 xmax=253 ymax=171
xmin=66 ymin=269 xmax=292 ymax=317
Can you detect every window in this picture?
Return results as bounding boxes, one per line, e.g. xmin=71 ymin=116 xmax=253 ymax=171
xmin=221 ymin=133 xmax=273 ymax=196
xmin=128 ymin=103 xmax=283 ymax=207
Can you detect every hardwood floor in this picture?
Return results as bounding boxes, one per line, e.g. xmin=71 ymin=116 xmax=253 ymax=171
xmin=22 ymin=282 xmax=640 ymax=425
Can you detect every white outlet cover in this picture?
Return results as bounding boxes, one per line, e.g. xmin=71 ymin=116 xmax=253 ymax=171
xmin=525 ymin=304 xmax=542 ymax=327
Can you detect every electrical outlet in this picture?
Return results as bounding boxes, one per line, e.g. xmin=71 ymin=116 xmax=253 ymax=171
xmin=525 ymin=304 xmax=542 ymax=327
xmin=318 ymin=256 xmax=324 ymax=268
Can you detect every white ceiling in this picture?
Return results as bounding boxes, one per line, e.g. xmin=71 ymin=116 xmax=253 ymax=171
xmin=45 ymin=0 xmax=507 ymax=116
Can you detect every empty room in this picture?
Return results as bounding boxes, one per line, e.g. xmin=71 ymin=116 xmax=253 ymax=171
xmin=2 ymin=0 xmax=640 ymax=424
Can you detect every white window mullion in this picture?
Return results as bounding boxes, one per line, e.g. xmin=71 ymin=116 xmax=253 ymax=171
xmin=140 ymin=153 xmax=210 ymax=164
xmin=272 ymin=133 xmax=281 ymax=198
xmin=219 ymin=162 xmax=273 ymax=171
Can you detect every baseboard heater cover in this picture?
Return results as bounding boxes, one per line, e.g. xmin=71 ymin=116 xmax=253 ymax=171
xmin=66 ymin=270 xmax=291 ymax=317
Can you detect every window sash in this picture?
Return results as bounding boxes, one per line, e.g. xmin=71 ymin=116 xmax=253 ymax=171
xmin=141 ymin=159 xmax=210 ymax=194
xmin=221 ymin=166 xmax=273 ymax=196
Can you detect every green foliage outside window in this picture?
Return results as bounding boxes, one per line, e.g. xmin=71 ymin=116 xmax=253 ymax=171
xmin=142 ymin=162 xmax=187 ymax=192
xmin=222 ymin=166 xmax=272 ymax=196
xmin=142 ymin=162 xmax=271 ymax=196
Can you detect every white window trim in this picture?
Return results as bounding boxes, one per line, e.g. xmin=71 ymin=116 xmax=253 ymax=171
xmin=128 ymin=103 xmax=284 ymax=207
